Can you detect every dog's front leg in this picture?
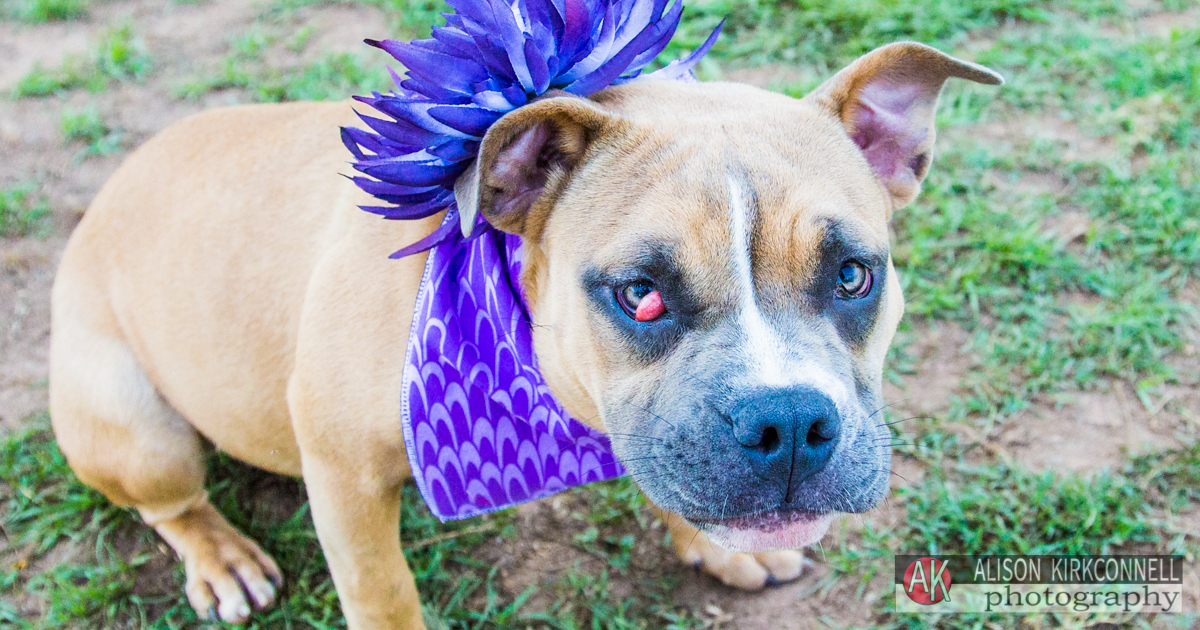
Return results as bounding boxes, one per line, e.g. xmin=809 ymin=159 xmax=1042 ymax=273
xmin=286 ymin=208 xmax=439 ymax=628
xmin=302 ymin=454 xmax=425 ymax=629
xmin=653 ymin=507 xmax=807 ymax=590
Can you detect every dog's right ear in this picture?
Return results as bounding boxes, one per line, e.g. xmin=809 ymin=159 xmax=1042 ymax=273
xmin=456 ymin=95 xmax=613 ymax=240
xmin=802 ymin=42 xmax=1003 ymax=213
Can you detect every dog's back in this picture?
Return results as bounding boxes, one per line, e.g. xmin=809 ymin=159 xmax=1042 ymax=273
xmin=49 ymin=100 xmax=427 ymax=481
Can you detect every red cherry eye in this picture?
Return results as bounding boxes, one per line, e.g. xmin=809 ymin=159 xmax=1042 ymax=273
xmin=617 ymin=282 xmax=666 ymax=322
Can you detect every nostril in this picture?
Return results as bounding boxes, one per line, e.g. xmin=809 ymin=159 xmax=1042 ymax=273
xmin=757 ymin=426 xmax=781 ymax=453
xmin=806 ymin=419 xmax=836 ymax=445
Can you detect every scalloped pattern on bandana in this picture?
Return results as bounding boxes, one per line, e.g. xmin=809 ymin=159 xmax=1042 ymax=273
xmin=402 ymin=214 xmax=624 ymax=520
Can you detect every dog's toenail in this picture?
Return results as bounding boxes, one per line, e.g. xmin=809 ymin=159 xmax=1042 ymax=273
xmin=206 ymin=606 xmax=218 ymax=621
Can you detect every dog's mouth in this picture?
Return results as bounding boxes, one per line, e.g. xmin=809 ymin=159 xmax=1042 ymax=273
xmin=687 ymin=509 xmax=836 ymax=553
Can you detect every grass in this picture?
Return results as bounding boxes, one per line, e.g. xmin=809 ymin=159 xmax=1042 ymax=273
xmin=60 ymin=105 xmax=121 ymax=158
xmin=176 ymin=50 xmax=391 ymax=103
xmin=1 ymin=420 xmax=697 ymax=629
xmin=3 ymin=0 xmax=1199 ymax=627
xmin=0 ymin=183 xmax=50 ymax=237
xmin=10 ymin=24 xmax=152 ymax=98
xmin=172 ymin=0 xmax=433 ymax=103
xmin=2 ymin=0 xmax=89 ymax=23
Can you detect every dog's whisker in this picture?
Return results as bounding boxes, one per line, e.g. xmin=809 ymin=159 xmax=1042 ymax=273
xmin=875 ymin=414 xmax=935 ymax=428
xmin=684 ymin=527 xmax=703 ymax=561
xmin=866 ymin=398 xmax=909 ymax=421
xmin=613 ymin=455 xmax=662 ymax=465
xmin=628 ymin=402 xmax=677 ymax=431
xmin=605 ymin=432 xmax=663 ymax=442
xmin=623 ymin=470 xmax=676 ymax=485
xmin=889 ymin=470 xmax=913 ymax=484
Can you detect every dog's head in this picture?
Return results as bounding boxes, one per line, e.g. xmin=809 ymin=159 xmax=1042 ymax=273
xmin=457 ymin=42 xmax=1001 ymax=551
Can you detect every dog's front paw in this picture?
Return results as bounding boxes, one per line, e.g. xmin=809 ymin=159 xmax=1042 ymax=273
xmin=151 ymin=502 xmax=283 ymax=624
xmin=677 ymin=530 xmax=806 ymax=590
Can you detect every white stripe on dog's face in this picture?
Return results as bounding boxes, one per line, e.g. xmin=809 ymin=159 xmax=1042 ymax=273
xmin=727 ymin=174 xmax=786 ymax=387
xmin=727 ymin=175 xmax=851 ymax=406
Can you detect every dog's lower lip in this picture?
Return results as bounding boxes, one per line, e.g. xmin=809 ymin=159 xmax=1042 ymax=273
xmin=688 ymin=509 xmax=827 ymax=533
xmin=686 ymin=509 xmax=837 ymax=553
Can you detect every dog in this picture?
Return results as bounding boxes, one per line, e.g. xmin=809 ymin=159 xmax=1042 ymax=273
xmin=49 ymin=41 xmax=1001 ymax=628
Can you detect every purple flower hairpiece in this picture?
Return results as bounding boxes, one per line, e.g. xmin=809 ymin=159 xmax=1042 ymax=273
xmin=341 ymin=0 xmax=722 ymax=257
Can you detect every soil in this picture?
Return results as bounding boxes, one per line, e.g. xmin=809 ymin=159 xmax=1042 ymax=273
xmin=1 ymin=1 xmax=1197 ymax=627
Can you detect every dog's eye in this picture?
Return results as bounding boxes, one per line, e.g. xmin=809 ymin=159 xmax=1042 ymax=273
xmin=617 ymin=282 xmax=666 ymax=321
xmin=835 ymin=261 xmax=873 ymax=299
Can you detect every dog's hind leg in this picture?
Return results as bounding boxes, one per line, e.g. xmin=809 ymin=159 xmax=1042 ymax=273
xmin=49 ymin=286 xmax=282 ymax=625
xmin=655 ymin=508 xmax=807 ymax=590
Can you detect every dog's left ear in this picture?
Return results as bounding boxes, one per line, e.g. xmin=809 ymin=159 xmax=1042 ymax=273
xmin=456 ymin=94 xmax=614 ymax=239
xmin=803 ymin=42 xmax=1003 ymax=212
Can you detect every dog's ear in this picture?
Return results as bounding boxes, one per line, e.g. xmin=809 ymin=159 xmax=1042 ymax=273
xmin=456 ymin=94 xmax=613 ymax=239
xmin=803 ymin=42 xmax=1003 ymax=211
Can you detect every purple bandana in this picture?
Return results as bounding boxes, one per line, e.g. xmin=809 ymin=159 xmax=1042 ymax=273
xmin=346 ymin=0 xmax=720 ymax=519
xmin=402 ymin=216 xmax=626 ymax=520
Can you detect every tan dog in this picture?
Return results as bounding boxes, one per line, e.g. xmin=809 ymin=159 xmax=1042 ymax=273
xmin=49 ymin=42 xmax=1000 ymax=628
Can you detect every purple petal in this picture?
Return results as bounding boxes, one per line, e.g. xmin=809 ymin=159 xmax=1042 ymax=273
xmin=488 ymin=0 xmax=536 ymax=91
xmin=354 ymin=109 xmax=441 ymax=148
xmin=560 ymin=0 xmax=592 ymax=56
xmin=341 ymin=126 xmax=371 ymax=160
xmin=461 ymin=23 xmax=518 ymax=83
xmin=428 ymin=105 xmax=504 ymax=137
xmin=401 ymin=78 xmax=475 ymax=102
xmin=431 ymin=27 xmax=479 ymax=59
xmin=388 ymin=209 xmax=463 ymax=258
xmin=360 ymin=190 xmax=454 ymax=218
xmin=444 ymin=0 xmax=494 ymax=26
xmin=362 ymin=160 xmax=467 ymax=187
xmin=564 ymin=2 xmax=677 ymax=95
xmin=640 ymin=20 xmax=722 ymax=81
xmin=524 ymin=37 xmax=551 ymax=94
xmin=369 ymin=39 xmax=488 ymax=94
xmin=472 ymin=90 xmax=520 ymax=111
xmin=429 ymin=138 xmax=481 ymax=162
xmin=349 ymin=176 xmax=444 ymax=199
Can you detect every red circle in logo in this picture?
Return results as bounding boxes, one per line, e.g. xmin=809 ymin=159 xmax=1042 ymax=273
xmin=903 ymin=557 xmax=952 ymax=605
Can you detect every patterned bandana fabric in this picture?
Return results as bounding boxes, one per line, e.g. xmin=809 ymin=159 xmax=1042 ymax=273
xmin=403 ymin=212 xmax=625 ymax=521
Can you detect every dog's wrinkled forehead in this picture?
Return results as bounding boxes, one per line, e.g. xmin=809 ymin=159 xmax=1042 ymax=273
xmin=556 ymin=80 xmax=892 ymax=294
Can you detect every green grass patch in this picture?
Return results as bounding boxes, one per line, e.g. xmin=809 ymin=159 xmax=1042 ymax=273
xmin=11 ymin=59 xmax=105 ymax=98
xmin=2 ymin=422 xmax=699 ymax=629
xmin=0 ymin=183 xmax=51 ymax=237
xmin=177 ymin=50 xmax=390 ymax=103
xmin=267 ymin=0 xmax=451 ymax=36
xmin=884 ymin=20 xmax=1200 ymax=420
xmin=666 ymin=0 xmax=1125 ymax=77
xmin=897 ymin=464 xmax=1159 ymax=556
xmin=1129 ymin=440 xmax=1200 ymax=511
xmin=813 ymin=442 xmax=1200 ymax=627
xmin=60 ymin=105 xmax=121 ymax=158
xmin=2 ymin=0 xmax=89 ymax=23
xmin=10 ymin=24 xmax=152 ymax=98
xmin=95 ymin=23 xmax=153 ymax=81
xmin=0 ymin=415 xmax=133 ymax=557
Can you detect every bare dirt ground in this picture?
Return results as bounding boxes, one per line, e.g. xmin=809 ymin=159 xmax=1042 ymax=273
xmin=2 ymin=1 xmax=1198 ymax=627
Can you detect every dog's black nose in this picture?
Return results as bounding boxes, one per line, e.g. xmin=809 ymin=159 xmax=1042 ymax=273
xmin=729 ymin=385 xmax=841 ymax=502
